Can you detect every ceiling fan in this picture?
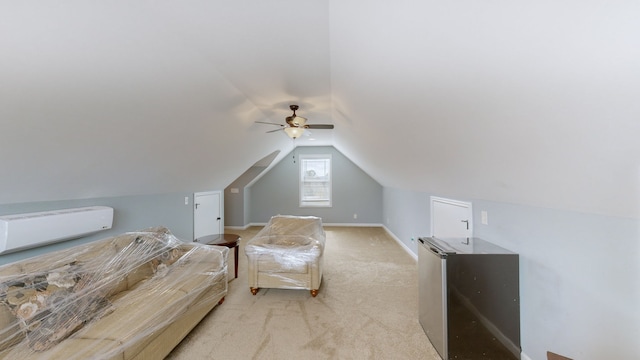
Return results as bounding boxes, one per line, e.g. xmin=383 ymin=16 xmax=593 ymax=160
xmin=256 ymin=105 xmax=334 ymax=139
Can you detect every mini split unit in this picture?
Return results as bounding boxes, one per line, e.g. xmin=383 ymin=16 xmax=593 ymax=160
xmin=0 ymin=206 xmax=114 ymax=254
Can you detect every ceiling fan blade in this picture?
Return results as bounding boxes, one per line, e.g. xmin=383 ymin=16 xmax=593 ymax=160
xmin=256 ymin=121 xmax=284 ymax=127
xmin=306 ymin=124 xmax=334 ymax=129
xmin=266 ymin=128 xmax=283 ymax=133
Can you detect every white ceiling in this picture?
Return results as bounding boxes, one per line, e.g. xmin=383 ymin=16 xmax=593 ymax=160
xmin=1 ymin=1 xmax=638 ymax=218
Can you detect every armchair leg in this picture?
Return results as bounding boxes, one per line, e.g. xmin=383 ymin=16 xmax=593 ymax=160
xmin=310 ymin=289 xmax=318 ymax=297
xmin=218 ymin=297 xmax=225 ymax=305
xmin=250 ymin=287 xmax=259 ymax=295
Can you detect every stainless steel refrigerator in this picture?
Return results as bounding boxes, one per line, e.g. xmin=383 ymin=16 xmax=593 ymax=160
xmin=418 ymin=237 xmax=521 ymax=360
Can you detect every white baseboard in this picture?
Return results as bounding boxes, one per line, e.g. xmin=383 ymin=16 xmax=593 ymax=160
xmin=225 ymin=223 xmax=419 ymax=262
xmin=322 ymin=222 xmax=383 ymax=227
xmin=224 ymin=225 xmax=252 ymax=230
xmin=382 ymin=226 xmax=417 ymax=261
xmin=227 ymin=222 xmax=384 ymax=229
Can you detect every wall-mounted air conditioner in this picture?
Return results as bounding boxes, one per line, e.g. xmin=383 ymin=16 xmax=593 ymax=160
xmin=0 ymin=206 xmax=114 ymax=254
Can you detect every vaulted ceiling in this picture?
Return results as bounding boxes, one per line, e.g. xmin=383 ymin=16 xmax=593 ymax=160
xmin=2 ymin=1 xmax=638 ymax=218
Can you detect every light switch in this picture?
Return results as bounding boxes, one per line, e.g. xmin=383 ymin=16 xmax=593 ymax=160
xmin=481 ymin=211 xmax=488 ymax=225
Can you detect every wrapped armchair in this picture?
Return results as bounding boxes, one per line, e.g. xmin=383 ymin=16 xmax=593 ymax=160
xmin=245 ymin=216 xmax=325 ymax=297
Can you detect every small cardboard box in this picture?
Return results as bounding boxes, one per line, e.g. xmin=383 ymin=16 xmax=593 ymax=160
xmin=547 ymin=351 xmax=573 ymax=360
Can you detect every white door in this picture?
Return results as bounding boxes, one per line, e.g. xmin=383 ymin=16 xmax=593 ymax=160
xmin=193 ymin=191 xmax=223 ymax=240
xmin=431 ymin=196 xmax=472 ymax=238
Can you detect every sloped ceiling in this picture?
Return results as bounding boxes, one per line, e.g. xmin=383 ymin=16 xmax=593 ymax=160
xmin=1 ymin=1 xmax=638 ymax=218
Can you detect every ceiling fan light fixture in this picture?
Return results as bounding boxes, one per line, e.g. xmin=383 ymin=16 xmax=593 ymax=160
xmin=292 ymin=116 xmax=307 ymax=127
xmin=284 ymin=127 xmax=304 ymax=139
xmin=256 ymin=104 xmax=333 ymax=137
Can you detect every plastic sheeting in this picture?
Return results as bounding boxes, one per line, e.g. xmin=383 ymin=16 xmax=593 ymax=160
xmin=245 ymin=216 xmax=325 ymax=295
xmin=0 ymin=227 xmax=227 ymax=359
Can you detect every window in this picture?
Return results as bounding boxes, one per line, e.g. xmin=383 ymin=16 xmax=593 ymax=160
xmin=300 ymin=154 xmax=332 ymax=207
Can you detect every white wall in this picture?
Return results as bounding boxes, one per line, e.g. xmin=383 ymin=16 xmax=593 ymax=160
xmin=331 ymin=0 xmax=640 ymax=219
xmin=0 ymin=1 xmax=329 ymax=206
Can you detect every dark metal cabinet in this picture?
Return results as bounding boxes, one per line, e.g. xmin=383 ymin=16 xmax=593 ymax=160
xmin=419 ymin=237 xmax=521 ymax=360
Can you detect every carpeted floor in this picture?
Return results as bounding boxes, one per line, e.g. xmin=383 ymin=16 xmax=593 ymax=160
xmin=166 ymin=226 xmax=440 ymax=360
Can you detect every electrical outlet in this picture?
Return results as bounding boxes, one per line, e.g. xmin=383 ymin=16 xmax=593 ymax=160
xmin=481 ymin=211 xmax=488 ymax=225
xmin=353 ymin=213 xmax=358 ymax=219
xmin=184 ymin=197 xmax=189 ymax=205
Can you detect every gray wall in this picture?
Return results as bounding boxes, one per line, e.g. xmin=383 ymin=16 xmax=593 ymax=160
xmin=224 ymin=166 xmax=267 ymax=227
xmin=224 ymin=150 xmax=279 ymax=228
xmin=383 ymin=186 xmax=640 ymax=360
xmin=249 ymin=146 xmax=383 ymax=224
xmin=0 ymin=192 xmax=194 ymax=265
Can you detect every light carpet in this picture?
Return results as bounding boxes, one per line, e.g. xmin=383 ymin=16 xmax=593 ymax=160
xmin=166 ymin=226 xmax=440 ymax=359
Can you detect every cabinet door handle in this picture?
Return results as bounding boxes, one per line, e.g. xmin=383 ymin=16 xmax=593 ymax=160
xmin=461 ymin=220 xmax=469 ymax=229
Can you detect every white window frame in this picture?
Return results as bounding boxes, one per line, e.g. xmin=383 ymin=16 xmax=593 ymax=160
xmin=299 ymin=154 xmax=332 ymax=207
